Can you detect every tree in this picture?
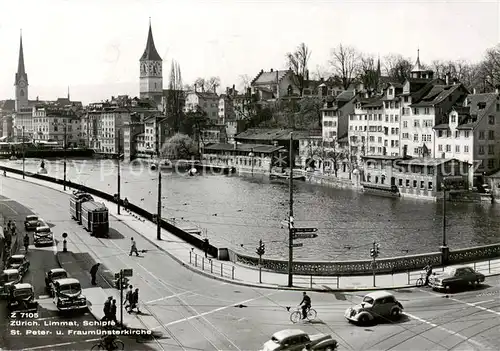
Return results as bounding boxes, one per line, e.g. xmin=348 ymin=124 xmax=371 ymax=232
xmin=194 ymin=77 xmax=206 ymax=92
xmin=358 ymin=54 xmax=379 ymax=94
xmin=238 ymin=74 xmax=251 ymax=91
xmin=180 ymin=106 xmax=211 ymax=138
xmin=294 ymin=97 xmax=323 ymax=129
xmin=431 ymin=59 xmax=481 ymax=90
xmin=161 ymin=133 xmax=197 ymax=159
xmin=165 ymin=60 xmax=184 ymax=133
xmin=383 ymin=54 xmax=413 ymax=83
xmin=329 ymin=44 xmax=360 ymax=89
xmin=324 ymin=147 xmax=347 ymax=177
xmin=194 ymin=76 xmax=221 ymax=93
xmin=286 ymin=42 xmax=312 ymax=96
xmin=478 ymin=44 xmax=500 ymax=91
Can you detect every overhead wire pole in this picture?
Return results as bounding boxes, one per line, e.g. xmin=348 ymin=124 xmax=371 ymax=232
xmin=117 ymin=128 xmax=121 ymax=215
xmin=63 ymin=121 xmax=67 ymax=191
xmin=288 ymin=132 xmax=294 ymax=287
xmin=21 ymin=127 xmax=25 ymax=179
xmin=156 ymin=117 xmax=162 ymax=240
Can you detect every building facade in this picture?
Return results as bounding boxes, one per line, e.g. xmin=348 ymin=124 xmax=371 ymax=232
xmin=250 ymin=69 xmax=295 ymax=100
xmin=32 ymin=105 xmax=80 ymax=146
xmin=184 ymin=92 xmax=219 ymax=121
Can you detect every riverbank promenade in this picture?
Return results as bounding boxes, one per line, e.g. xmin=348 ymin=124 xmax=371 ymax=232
xmin=4 ymin=170 xmax=500 ymax=292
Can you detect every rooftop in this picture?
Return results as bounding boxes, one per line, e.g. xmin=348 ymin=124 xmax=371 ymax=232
xmin=235 ymin=128 xmax=311 ymax=141
xmin=204 ymin=143 xmax=283 ymax=154
xmin=396 ymin=158 xmax=468 ymax=166
xmin=252 ymin=69 xmax=290 ymax=85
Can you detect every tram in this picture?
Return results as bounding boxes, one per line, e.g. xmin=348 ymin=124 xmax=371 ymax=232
xmin=81 ymin=201 xmax=109 ymax=237
xmin=69 ymin=191 xmax=94 ymax=223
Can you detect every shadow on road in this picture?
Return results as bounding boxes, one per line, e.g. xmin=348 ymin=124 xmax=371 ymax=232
xmin=107 ymin=228 xmax=125 ymax=240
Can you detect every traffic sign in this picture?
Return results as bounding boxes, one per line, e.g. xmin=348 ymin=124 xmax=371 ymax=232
xmin=121 ymin=268 xmax=133 ymax=277
xmin=293 ymin=233 xmax=318 ymax=239
xmin=292 ymin=227 xmax=318 ymax=233
xmin=292 ymin=243 xmax=304 ymax=248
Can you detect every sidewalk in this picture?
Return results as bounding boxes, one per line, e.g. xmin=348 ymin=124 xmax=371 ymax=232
xmin=6 ymin=171 xmax=500 ymax=291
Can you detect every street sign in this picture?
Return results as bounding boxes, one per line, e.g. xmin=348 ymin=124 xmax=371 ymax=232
xmin=121 ymin=268 xmax=133 ymax=277
xmin=293 ymin=233 xmax=318 ymax=239
xmin=292 ymin=227 xmax=318 ymax=233
xmin=292 ymin=243 xmax=304 ymax=248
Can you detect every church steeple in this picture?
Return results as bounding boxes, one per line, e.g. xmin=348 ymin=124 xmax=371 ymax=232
xmin=140 ymin=19 xmax=162 ymax=62
xmin=15 ymin=30 xmax=29 ymax=112
xmin=15 ymin=30 xmax=28 ymax=84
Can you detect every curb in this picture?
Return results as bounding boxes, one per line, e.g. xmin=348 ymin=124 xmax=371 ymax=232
xmin=9 ymin=174 xmax=500 ymax=292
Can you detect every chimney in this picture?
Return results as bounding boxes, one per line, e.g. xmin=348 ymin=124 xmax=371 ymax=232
xmin=403 ymin=145 xmax=408 ymax=158
xmin=213 ymin=85 xmax=216 ymax=94
xmin=353 ymin=88 xmax=356 ymax=95
xmin=445 ymin=72 xmax=450 ymax=85
xmin=194 ymin=83 xmax=197 ymax=93
xmin=364 ymin=92 xmax=369 ymax=98
xmin=232 ymin=84 xmax=235 ymax=93
xmin=306 ymin=70 xmax=309 ymax=81
xmin=270 ymin=68 xmax=273 ymax=72
xmin=473 ymin=88 xmax=477 ymax=95
xmin=233 ymin=143 xmax=237 ymax=150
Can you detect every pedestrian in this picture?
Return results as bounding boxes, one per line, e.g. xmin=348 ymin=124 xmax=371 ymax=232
xmin=128 ymin=288 xmax=140 ymax=314
xmin=7 ymin=220 xmax=12 ymax=235
xmin=129 ymin=238 xmax=139 ymax=256
xmin=124 ymin=285 xmax=133 ymax=312
xmin=23 ymin=233 xmax=29 ymax=253
xmin=90 ymin=263 xmax=100 ymax=286
xmin=123 ymin=197 xmax=129 ymax=209
xmin=10 ymin=221 xmax=16 ymax=236
xmin=424 ymin=261 xmax=433 ymax=286
xmin=202 ymin=238 xmax=209 ymax=258
xmin=111 ymin=299 xmax=118 ymax=324
xmin=102 ymin=296 xmax=112 ymax=321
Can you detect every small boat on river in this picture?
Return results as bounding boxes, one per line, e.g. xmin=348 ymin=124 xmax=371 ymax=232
xmin=270 ymin=172 xmax=306 ymax=181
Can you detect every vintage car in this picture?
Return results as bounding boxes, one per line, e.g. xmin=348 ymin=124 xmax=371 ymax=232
xmin=7 ymin=255 xmax=30 ymax=276
xmin=52 ymin=278 xmax=88 ymax=311
xmin=45 ymin=268 xmax=68 ymax=295
xmin=34 ymin=225 xmax=54 ymax=246
xmin=345 ymin=291 xmax=404 ymax=325
xmin=429 ymin=266 xmax=485 ymax=291
xmin=0 ymin=269 xmax=22 ymax=297
xmin=24 ymin=215 xmax=43 ymax=230
xmin=7 ymin=283 xmax=38 ymax=313
xmin=261 ymin=329 xmax=337 ymax=351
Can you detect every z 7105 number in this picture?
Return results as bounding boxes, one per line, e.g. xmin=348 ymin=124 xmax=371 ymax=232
xmin=11 ymin=312 xmax=39 ymax=319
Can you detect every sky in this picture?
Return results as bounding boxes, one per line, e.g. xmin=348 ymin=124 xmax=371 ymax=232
xmin=0 ymin=0 xmax=499 ymax=105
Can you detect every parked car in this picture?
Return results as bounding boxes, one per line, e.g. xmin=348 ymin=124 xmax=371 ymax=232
xmin=34 ymin=225 xmax=54 ymax=246
xmin=429 ymin=266 xmax=485 ymax=291
xmin=7 ymin=283 xmax=38 ymax=313
xmin=52 ymin=278 xmax=87 ymax=311
xmin=45 ymin=268 xmax=68 ymax=296
xmin=0 ymin=269 xmax=22 ymax=297
xmin=261 ymin=329 xmax=337 ymax=351
xmin=345 ymin=291 xmax=404 ymax=325
xmin=24 ymin=215 xmax=44 ymax=231
xmin=6 ymin=255 xmax=30 ymax=276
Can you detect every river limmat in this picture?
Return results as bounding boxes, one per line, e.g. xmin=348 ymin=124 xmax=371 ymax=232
xmin=3 ymin=158 xmax=500 ymax=260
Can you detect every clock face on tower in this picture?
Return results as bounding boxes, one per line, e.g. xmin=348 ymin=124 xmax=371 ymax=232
xmin=18 ymin=81 xmax=26 ymax=88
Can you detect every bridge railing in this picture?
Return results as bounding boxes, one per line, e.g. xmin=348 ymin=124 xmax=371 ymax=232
xmin=188 ymin=250 xmax=235 ymax=280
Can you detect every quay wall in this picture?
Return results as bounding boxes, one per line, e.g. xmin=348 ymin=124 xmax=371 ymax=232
xmin=0 ymin=148 xmax=94 ymax=159
xmin=1 ymin=164 xmax=499 ymax=276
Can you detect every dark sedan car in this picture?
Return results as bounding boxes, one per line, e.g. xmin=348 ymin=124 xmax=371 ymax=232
xmin=429 ymin=266 xmax=485 ymax=291
xmin=45 ymin=268 xmax=68 ymax=296
xmin=24 ymin=215 xmax=44 ymax=231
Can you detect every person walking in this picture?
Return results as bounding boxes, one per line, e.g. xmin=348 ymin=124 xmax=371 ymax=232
xmin=10 ymin=221 xmax=16 ymax=236
xmin=129 ymin=238 xmax=139 ymax=256
xmin=424 ymin=261 xmax=433 ymax=286
xmin=110 ymin=299 xmax=118 ymax=324
xmin=90 ymin=263 xmax=100 ymax=286
xmin=102 ymin=296 xmax=112 ymax=321
xmin=124 ymin=285 xmax=133 ymax=312
xmin=23 ymin=233 xmax=30 ymax=253
xmin=202 ymin=238 xmax=209 ymax=258
xmin=128 ymin=288 xmax=141 ymax=314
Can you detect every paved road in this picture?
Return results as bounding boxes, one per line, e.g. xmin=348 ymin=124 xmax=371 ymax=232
xmin=1 ymin=176 xmax=499 ymax=350
xmin=0 ymin=194 xmax=155 ymax=351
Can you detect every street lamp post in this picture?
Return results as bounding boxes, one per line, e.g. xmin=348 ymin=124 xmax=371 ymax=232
xmin=440 ymin=179 xmax=450 ymax=264
xmin=288 ymin=132 xmax=294 ymax=287
xmin=155 ymin=116 xmax=168 ymax=240
xmin=16 ymin=126 xmax=26 ymax=179
xmin=248 ymin=148 xmax=255 ymax=176
xmin=117 ymin=128 xmax=121 ymax=215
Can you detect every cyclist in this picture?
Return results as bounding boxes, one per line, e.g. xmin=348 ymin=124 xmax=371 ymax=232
xmin=101 ymin=334 xmax=118 ymax=351
xmin=424 ymin=261 xmax=433 ymax=286
xmin=299 ymin=292 xmax=311 ymax=320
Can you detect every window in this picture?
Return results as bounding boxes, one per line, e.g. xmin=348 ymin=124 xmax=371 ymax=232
xmin=488 ymin=145 xmax=494 ymax=154
xmin=488 ymin=159 xmax=495 ymax=168
xmin=428 ymin=182 xmax=433 ymax=190
xmin=455 ymin=131 xmax=460 ymax=138
xmin=464 ymin=145 xmax=469 ymax=153
xmin=455 ymin=145 xmax=460 ymax=153
xmin=406 ymin=179 xmax=410 ymax=187
xmin=438 ymin=130 xmax=443 ymax=137
xmin=479 ymin=131 xmax=485 ymax=139
xmin=420 ymin=181 xmax=425 ymax=189
xmin=402 ymin=133 xmax=409 ymax=139
xmin=446 ymin=145 xmax=451 ymax=152
xmin=414 ymin=120 xmax=420 ymax=127
xmin=489 ymin=130 xmax=494 ymax=140
xmin=413 ymin=180 xmax=417 ymax=188
xmin=413 ymin=134 xmax=419 ymax=142
xmin=378 ymin=137 xmax=382 ymax=143
xmin=488 ymin=115 xmax=495 ymax=125
xmin=424 ymin=108 xmax=430 ymax=114
xmin=403 ymin=121 xmax=408 ymax=128
xmin=395 ymin=115 xmax=399 ymax=122
xmin=465 ymin=131 xmax=470 ymax=138
xmin=438 ymin=144 xmax=443 ymax=151
xmin=413 ymin=108 xmax=419 ymax=115
xmin=479 ymin=146 xmax=485 ymax=154
xmin=398 ymin=179 xmax=403 ymax=186
xmin=451 ymin=115 xmax=456 ymax=123
xmin=385 ymin=115 xmax=389 ymax=122
xmin=497 ymin=104 xmax=500 ymax=112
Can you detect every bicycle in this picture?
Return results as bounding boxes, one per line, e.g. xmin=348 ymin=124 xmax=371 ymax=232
xmin=289 ymin=306 xmax=317 ymax=323
xmin=91 ymin=337 xmax=124 ymax=350
xmin=416 ymin=271 xmax=427 ymax=287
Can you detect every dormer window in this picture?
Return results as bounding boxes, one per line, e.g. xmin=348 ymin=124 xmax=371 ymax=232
xmin=450 ymin=115 xmax=456 ymax=123
xmin=478 ymin=102 xmax=486 ymax=110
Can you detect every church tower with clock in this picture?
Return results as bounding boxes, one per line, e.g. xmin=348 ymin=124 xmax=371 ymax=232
xmin=139 ymin=20 xmax=163 ymax=103
xmin=15 ymin=32 xmax=29 ymax=112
